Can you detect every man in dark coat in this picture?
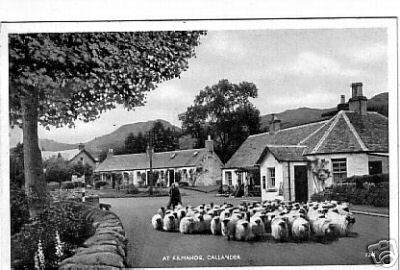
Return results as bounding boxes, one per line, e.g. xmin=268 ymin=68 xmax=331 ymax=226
xmin=167 ymin=183 xmax=182 ymax=209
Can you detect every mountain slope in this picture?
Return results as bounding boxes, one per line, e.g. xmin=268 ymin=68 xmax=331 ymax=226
xmin=260 ymin=92 xmax=388 ymax=131
xmin=84 ymin=119 xmax=181 ymax=156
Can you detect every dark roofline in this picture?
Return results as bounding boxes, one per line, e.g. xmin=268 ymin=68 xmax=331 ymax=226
xmin=95 ymin=164 xmax=199 ymax=173
xmin=109 ymin=147 xmax=207 ymax=158
xmin=303 ymin=150 xmax=388 ymax=156
xmin=248 ymin=119 xmax=330 ymax=139
xmin=69 ymin=149 xmax=97 ymax=164
xmin=256 ymin=146 xmax=307 ymax=163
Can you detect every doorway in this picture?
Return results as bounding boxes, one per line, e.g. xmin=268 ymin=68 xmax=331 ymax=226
xmin=294 ymin=166 xmax=308 ymax=202
xmin=168 ymin=170 xmax=175 ymax=186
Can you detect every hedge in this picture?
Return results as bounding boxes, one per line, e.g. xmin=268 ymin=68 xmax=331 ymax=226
xmin=311 ymin=174 xmax=389 ymax=207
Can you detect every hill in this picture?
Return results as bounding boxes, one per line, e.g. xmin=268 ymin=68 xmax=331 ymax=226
xmin=260 ymin=92 xmax=388 ymax=131
xmin=83 ymin=119 xmax=180 ymax=157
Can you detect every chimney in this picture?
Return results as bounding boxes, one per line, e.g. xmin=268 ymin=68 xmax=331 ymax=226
xmin=269 ymin=114 xmax=281 ymax=134
xmin=205 ymin=135 xmax=214 ymax=152
xmin=348 ymin=82 xmax=367 ymax=115
xmin=337 ymin=94 xmax=348 ymax=111
xmin=107 ymin=148 xmax=114 ymax=158
xmin=78 ymin=143 xmax=85 ymax=151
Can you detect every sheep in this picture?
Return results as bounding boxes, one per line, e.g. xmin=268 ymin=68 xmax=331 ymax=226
xmin=235 ymin=219 xmax=254 ymax=241
xmin=271 ymin=216 xmax=289 ymax=242
xmin=210 ymin=216 xmax=222 ymax=235
xmin=291 ymin=216 xmax=311 ymax=242
xmin=310 ymin=216 xmax=337 ymax=242
xmin=222 ymin=217 xmax=239 ymax=240
xmin=151 ymin=213 xmax=164 ymax=230
xmin=157 ymin=207 xmax=166 ymax=218
xmin=179 ymin=217 xmax=197 ymax=234
xmin=200 ymin=214 xmax=213 ymax=233
xmin=163 ymin=213 xmax=177 ymax=232
xmin=326 ymin=209 xmax=356 ymax=237
xmin=176 ymin=208 xmax=187 ymax=223
xmin=250 ymin=215 xmax=266 ymax=239
xmin=193 ymin=214 xmax=205 ymax=233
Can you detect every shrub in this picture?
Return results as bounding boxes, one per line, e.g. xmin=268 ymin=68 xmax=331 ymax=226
xmin=10 ymin=183 xmax=29 ymax=235
xmin=127 ymin=184 xmax=139 ymax=194
xmin=94 ymin=181 xmax=108 ymax=189
xmin=47 ymin=181 xmax=60 ymax=191
xmin=61 ymin=181 xmax=75 ymax=189
xmin=73 ymin=181 xmax=85 ymax=188
xmin=11 ymin=202 xmax=94 ymax=269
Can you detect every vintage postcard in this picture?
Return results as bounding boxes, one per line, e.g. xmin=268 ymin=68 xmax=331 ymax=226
xmin=1 ymin=16 xmax=398 ymax=270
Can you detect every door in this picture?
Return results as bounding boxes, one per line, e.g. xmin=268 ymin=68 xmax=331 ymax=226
xmin=168 ymin=170 xmax=175 ymax=186
xmin=294 ymin=166 xmax=308 ymax=202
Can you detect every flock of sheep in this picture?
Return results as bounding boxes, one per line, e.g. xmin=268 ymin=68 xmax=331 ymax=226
xmin=151 ymin=199 xmax=356 ymax=243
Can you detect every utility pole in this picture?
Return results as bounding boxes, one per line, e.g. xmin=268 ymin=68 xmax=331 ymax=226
xmin=147 ymin=131 xmax=154 ymax=195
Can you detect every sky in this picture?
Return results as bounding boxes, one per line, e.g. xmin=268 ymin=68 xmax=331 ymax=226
xmin=10 ymin=27 xmax=388 ymax=145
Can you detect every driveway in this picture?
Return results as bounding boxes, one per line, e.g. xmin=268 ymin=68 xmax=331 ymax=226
xmin=101 ymin=190 xmax=389 ymax=268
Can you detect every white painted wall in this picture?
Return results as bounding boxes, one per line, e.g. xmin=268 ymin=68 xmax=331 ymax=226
xmin=307 ymin=153 xmax=369 ymax=195
xmin=259 ymin=152 xmax=284 ymax=201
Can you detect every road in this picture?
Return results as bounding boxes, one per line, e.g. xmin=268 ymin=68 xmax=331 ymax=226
xmin=100 ymin=190 xmax=389 ymax=268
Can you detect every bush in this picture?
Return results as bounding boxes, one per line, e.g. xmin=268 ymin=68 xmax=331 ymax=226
xmin=127 ymin=184 xmax=139 ymax=194
xmin=61 ymin=181 xmax=75 ymax=189
xmin=73 ymin=181 xmax=85 ymax=188
xmin=311 ymin=179 xmax=389 ymax=207
xmin=10 ymin=183 xmax=29 ymax=235
xmin=47 ymin=181 xmax=60 ymax=191
xmin=11 ymin=202 xmax=94 ymax=269
xmin=94 ymin=181 xmax=108 ymax=189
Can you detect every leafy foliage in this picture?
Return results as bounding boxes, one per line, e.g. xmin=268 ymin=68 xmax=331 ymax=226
xmin=311 ymin=174 xmax=389 ymax=207
xmin=9 ymin=32 xmax=206 ymax=129
xmin=11 ymin=202 xmax=94 ymax=269
xmin=10 ymin=183 xmax=30 ymax=235
xmin=117 ymin=120 xmax=180 ymax=155
xmin=10 ymin=143 xmax=25 ymax=188
xmin=180 ymin=79 xmax=261 ymax=162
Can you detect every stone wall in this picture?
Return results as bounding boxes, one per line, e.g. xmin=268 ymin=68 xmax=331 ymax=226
xmin=59 ymin=203 xmax=128 ymax=269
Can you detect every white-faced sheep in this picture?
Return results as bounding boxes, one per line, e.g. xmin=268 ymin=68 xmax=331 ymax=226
xmin=210 ymin=216 xmax=222 ymax=235
xmin=271 ymin=216 xmax=289 ymax=242
xmin=222 ymin=217 xmax=239 ymax=240
xmin=179 ymin=217 xmax=197 ymax=234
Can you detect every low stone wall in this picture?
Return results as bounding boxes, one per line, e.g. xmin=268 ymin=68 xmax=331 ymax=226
xmin=59 ymin=204 xmax=128 ymax=269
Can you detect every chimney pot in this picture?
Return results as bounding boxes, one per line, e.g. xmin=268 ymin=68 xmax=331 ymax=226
xmin=107 ymin=148 xmax=114 ymax=158
xmin=205 ymin=137 xmax=213 ymax=152
xmin=340 ymin=95 xmax=345 ymax=104
xmin=349 ymin=82 xmax=367 ymax=115
xmin=78 ymin=143 xmax=85 ymax=151
xmin=269 ymin=113 xmax=281 ymax=134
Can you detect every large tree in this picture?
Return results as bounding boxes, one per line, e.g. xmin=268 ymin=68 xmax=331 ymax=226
xmin=9 ymin=31 xmax=205 ymax=215
xmin=180 ymin=79 xmax=261 ymax=162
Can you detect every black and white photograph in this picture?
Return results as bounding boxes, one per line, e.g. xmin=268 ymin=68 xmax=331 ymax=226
xmin=1 ymin=7 xmax=399 ymax=270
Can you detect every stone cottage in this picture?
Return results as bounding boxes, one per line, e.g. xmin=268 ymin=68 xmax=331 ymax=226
xmin=94 ymin=137 xmax=223 ymax=188
xmin=222 ymin=82 xmax=389 ymax=202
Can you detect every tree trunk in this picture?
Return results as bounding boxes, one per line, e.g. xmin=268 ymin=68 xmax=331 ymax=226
xmin=22 ymin=93 xmax=47 ymax=217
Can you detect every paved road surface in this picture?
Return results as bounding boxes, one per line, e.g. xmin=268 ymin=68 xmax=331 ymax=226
xmin=101 ymin=190 xmax=389 ymax=268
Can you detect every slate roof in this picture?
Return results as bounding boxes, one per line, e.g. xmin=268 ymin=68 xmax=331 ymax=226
xmin=94 ymin=148 xmax=209 ymax=172
xmin=224 ymin=121 xmax=328 ymax=168
xmin=42 ymin=149 xmax=97 ymax=163
xmin=259 ymin=146 xmax=307 ymax=162
xmin=225 ymin=110 xmax=388 ymax=168
xmin=303 ymin=111 xmax=389 ymax=155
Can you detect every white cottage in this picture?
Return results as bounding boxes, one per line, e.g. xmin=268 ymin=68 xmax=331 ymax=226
xmin=94 ymin=137 xmax=223 ymax=188
xmin=223 ymin=82 xmax=389 ymax=202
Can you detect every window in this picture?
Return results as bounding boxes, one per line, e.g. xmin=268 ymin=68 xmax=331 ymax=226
xmin=225 ymin=171 xmax=232 ymax=186
xmin=267 ymin=168 xmax=276 ymax=188
xmin=160 ymin=171 xmax=165 ymax=179
xmin=332 ymin=158 xmax=347 ymax=183
xmin=369 ymin=161 xmax=382 ymax=175
xmin=262 ymin=176 xmax=266 ymax=189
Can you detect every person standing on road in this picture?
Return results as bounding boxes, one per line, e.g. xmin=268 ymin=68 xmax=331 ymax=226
xmin=167 ymin=183 xmax=182 ymax=210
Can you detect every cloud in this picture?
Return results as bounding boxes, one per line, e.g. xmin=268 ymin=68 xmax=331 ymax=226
xmin=349 ymin=43 xmax=386 ymax=63
xmin=203 ymin=32 xmax=247 ymax=59
xmin=271 ymin=52 xmax=362 ymax=78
